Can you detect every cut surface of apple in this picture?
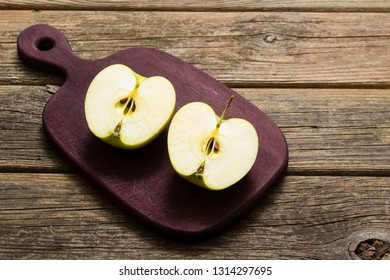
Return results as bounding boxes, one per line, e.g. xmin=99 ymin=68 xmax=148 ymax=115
xmin=168 ymin=96 xmax=259 ymax=191
xmin=84 ymin=64 xmax=176 ymax=149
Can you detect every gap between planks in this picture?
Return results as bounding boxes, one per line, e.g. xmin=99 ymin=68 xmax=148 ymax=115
xmin=1 ymin=1 xmax=390 ymax=13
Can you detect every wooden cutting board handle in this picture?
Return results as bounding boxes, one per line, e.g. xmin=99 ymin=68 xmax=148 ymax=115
xmin=17 ymin=24 xmax=83 ymax=76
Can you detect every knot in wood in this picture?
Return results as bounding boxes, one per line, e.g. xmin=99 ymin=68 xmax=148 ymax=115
xmin=264 ymin=34 xmax=277 ymax=43
xmin=355 ymin=238 xmax=390 ymax=260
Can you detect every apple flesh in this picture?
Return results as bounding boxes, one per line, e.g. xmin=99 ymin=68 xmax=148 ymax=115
xmin=84 ymin=64 xmax=176 ymax=149
xmin=168 ymin=96 xmax=259 ymax=191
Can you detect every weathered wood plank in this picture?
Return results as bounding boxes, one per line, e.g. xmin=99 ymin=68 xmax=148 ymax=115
xmin=1 ymin=86 xmax=389 ymax=175
xmin=246 ymin=88 xmax=390 ymax=175
xmin=0 ymin=173 xmax=389 ymax=259
xmin=2 ymin=11 xmax=390 ymax=87
xmin=0 ymin=86 xmax=69 ymax=172
xmin=1 ymin=0 xmax=390 ymax=12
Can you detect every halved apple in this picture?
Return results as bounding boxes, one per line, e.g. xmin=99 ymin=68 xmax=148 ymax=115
xmin=84 ymin=64 xmax=176 ymax=149
xmin=168 ymin=96 xmax=259 ymax=191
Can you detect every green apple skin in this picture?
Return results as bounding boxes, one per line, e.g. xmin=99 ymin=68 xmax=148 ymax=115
xmin=167 ymin=101 xmax=259 ymax=191
xmin=84 ymin=64 xmax=176 ymax=149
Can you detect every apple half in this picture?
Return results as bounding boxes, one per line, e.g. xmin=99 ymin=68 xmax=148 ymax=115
xmin=168 ymin=96 xmax=259 ymax=191
xmin=84 ymin=64 xmax=176 ymax=149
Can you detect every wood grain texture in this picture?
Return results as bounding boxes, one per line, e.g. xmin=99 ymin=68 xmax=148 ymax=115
xmin=1 ymin=11 xmax=390 ymax=87
xmin=1 ymin=86 xmax=388 ymax=175
xmin=245 ymin=88 xmax=390 ymax=176
xmin=0 ymin=173 xmax=389 ymax=259
xmin=1 ymin=2 xmax=390 ymax=259
xmin=1 ymin=0 xmax=390 ymax=12
xmin=0 ymin=86 xmax=69 ymax=172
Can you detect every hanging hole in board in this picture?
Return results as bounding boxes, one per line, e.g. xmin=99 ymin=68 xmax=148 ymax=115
xmin=36 ymin=37 xmax=55 ymax=51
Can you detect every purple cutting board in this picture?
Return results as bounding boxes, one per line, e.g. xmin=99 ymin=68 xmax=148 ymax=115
xmin=17 ymin=24 xmax=288 ymax=240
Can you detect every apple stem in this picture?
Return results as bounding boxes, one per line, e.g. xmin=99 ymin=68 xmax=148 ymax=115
xmin=217 ymin=95 xmax=235 ymax=128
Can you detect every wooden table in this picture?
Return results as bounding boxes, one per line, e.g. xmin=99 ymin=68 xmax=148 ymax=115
xmin=1 ymin=1 xmax=389 ymax=260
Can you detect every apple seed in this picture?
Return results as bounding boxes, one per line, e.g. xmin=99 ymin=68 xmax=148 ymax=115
xmin=205 ymin=137 xmax=220 ymax=156
xmin=213 ymin=141 xmax=220 ymax=152
xmin=123 ymin=98 xmax=136 ymax=115
xmin=119 ymin=97 xmax=128 ymax=104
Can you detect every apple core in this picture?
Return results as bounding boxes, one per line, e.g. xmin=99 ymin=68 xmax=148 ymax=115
xmin=168 ymin=96 xmax=259 ymax=191
xmin=85 ymin=64 xmax=176 ymax=149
